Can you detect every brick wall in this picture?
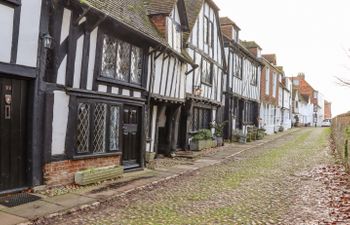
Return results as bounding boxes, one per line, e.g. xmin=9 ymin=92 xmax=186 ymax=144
xmin=331 ymin=112 xmax=350 ymax=166
xmin=149 ymin=15 xmax=166 ymax=36
xmin=221 ymin=25 xmax=232 ymax=40
xmin=260 ymin=64 xmax=279 ymax=106
xmin=43 ymin=155 xmax=121 ymax=186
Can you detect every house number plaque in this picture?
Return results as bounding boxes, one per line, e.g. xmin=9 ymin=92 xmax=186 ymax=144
xmin=4 ymin=94 xmax=12 ymax=120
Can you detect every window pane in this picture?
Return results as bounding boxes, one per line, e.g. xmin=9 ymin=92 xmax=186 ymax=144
xmin=76 ymin=103 xmax=90 ymax=154
xmin=93 ymin=103 xmax=107 ymax=153
xmin=109 ymin=106 xmax=120 ymax=151
xmin=130 ymin=46 xmax=142 ymax=84
xmin=116 ymin=40 xmax=130 ymax=82
xmin=101 ymin=35 xmax=117 ymax=78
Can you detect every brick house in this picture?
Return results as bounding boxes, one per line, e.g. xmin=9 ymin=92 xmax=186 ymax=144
xmin=324 ymin=100 xmax=332 ymax=119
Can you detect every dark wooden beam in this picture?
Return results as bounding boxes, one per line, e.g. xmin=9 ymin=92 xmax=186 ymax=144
xmin=0 ymin=62 xmax=37 ymax=78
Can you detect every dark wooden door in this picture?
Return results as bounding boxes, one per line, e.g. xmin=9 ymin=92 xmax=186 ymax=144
xmin=122 ymin=105 xmax=141 ymax=169
xmin=0 ymin=77 xmax=28 ymax=192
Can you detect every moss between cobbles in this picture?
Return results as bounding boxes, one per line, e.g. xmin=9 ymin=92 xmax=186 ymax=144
xmin=42 ymin=129 xmax=331 ymax=225
xmin=114 ymin=129 xmax=331 ymax=224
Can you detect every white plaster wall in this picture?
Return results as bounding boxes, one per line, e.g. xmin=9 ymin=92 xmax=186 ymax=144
xmin=73 ymin=35 xmax=84 ymax=88
xmin=57 ymin=55 xmax=67 ymax=85
xmin=51 ymin=91 xmax=70 ymax=155
xmin=150 ymin=105 xmax=158 ymax=153
xmin=0 ymin=4 xmax=14 ymax=63
xmin=87 ymin=28 xmax=98 ymax=90
xmin=16 ymin=0 xmax=42 ymax=67
xmin=60 ymin=9 xmax=71 ymax=44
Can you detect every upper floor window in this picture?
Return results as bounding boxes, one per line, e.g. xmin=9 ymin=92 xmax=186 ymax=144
xmin=204 ymin=16 xmax=213 ymax=47
xmin=101 ymin=34 xmax=143 ymax=85
xmin=234 ymin=54 xmax=242 ymax=79
xmin=201 ymin=59 xmax=213 ymax=84
xmin=251 ymin=66 xmax=258 ymax=86
xmin=265 ymin=67 xmax=270 ymax=95
xmin=293 ymin=79 xmax=299 ymax=86
xmin=272 ymin=72 xmax=277 ymax=97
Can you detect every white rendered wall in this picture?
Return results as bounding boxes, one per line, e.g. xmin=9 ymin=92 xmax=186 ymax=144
xmin=0 ymin=4 xmax=14 ymax=63
xmin=51 ymin=91 xmax=70 ymax=155
xmin=16 ymin=0 xmax=42 ymax=67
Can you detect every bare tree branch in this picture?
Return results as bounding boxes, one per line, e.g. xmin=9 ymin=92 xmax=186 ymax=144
xmin=335 ymin=76 xmax=350 ymax=87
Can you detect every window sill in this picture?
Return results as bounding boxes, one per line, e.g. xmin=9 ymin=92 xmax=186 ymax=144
xmin=97 ymin=77 xmax=145 ymax=91
xmin=201 ymin=81 xmax=213 ymax=87
xmin=72 ymin=152 xmax=122 ymax=161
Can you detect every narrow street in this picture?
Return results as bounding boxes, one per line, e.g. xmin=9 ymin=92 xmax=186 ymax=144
xmin=34 ymin=128 xmax=350 ymax=225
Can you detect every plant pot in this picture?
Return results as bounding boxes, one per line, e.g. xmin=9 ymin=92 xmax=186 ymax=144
xmin=190 ymin=139 xmax=217 ymax=151
xmin=75 ymin=165 xmax=123 ymax=186
xmin=145 ymin=152 xmax=156 ymax=163
xmin=216 ymin=137 xmax=224 ymax=146
xmin=239 ymin=135 xmax=247 ymax=144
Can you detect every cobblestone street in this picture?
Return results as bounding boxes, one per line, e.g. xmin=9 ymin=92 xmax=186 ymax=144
xmin=34 ymin=128 xmax=350 ymax=225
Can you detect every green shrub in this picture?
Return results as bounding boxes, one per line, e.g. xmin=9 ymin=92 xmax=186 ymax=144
xmin=192 ymin=129 xmax=212 ymax=141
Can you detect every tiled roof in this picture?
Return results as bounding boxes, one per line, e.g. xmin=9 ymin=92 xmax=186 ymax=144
xmin=144 ymin=0 xmax=177 ymax=15
xmin=219 ymin=17 xmax=240 ymax=30
xmin=240 ymin=40 xmax=262 ymax=50
xmin=81 ymin=0 xmax=166 ymax=45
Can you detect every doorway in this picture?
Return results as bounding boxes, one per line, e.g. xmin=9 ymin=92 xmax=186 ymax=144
xmin=0 ymin=77 xmax=28 ymax=192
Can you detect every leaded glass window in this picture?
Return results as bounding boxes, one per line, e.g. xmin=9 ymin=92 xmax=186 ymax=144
xmin=192 ymin=107 xmax=211 ymax=131
xmin=101 ymin=34 xmax=143 ymax=85
xmin=74 ymin=101 xmax=122 ymax=155
xmin=130 ymin=46 xmax=142 ymax=84
xmin=109 ymin=106 xmax=120 ymax=151
xmin=76 ymin=103 xmax=90 ymax=153
xmin=201 ymin=59 xmax=213 ymax=84
xmin=116 ymin=41 xmax=130 ymax=82
xmin=93 ymin=103 xmax=107 ymax=153
xmin=101 ymin=36 xmax=117 ymax=78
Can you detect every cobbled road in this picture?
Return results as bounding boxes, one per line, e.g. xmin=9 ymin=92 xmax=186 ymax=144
xmin=36 ymin=128 xmax=341 ymax=225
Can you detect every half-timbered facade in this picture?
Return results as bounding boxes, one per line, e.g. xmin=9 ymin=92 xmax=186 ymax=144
xmin=221 ymin=18 xmax=262 ymax=140
xmin=41 ymin=0 xmax=174 ymax=186
xmin=182 ymin=0 xmax=226 ymax=146
xmin=0 ymin=0 xmax=44 ymax=193
xmin=145 ymin=0 xmax=196 ymax=156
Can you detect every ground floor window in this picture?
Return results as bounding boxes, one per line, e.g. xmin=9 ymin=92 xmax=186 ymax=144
xmin=75 ymin=100 xmax=121 ymax=155
xmin=243 ymin=101 xmax=258 ymax=125
xmin=193 ymin=107 xmax=211 ymax=131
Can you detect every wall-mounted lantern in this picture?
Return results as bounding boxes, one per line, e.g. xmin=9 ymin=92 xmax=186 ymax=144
xmin=42 ymin=33 xmax=54 ymax=49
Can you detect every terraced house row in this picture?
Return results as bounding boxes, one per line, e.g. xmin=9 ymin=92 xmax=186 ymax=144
xmin=0 ymin=0 xmax=330 ymax=193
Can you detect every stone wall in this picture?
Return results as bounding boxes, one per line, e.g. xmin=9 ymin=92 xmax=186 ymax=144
xmin=331 ymin=112 xmax=350 ymax=166
xmin=43 ymin=155 xmax=121 ymax=186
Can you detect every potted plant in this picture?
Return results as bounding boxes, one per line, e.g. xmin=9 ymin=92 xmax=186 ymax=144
xmin=211 ymin=121 xmax=228 ymax=147
xmin=190 ymin=129 xmax=216 ymax=151
xmin=257 ymin=128 xmax=266 ymax=140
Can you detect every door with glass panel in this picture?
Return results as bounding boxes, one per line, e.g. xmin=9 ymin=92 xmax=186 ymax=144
xmin=122 ymin=105 xmax=141 ymax=169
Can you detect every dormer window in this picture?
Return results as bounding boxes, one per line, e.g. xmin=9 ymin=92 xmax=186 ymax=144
xmin=101 ymin=34 xmax=143 ymax=85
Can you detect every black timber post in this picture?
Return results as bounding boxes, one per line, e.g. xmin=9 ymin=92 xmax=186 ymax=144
xmin=29 ymin=0 xmax=50 ymax=187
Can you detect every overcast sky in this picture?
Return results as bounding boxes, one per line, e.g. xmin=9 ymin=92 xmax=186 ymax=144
xmin=214 ymin=0 xmax=350 ymax=117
